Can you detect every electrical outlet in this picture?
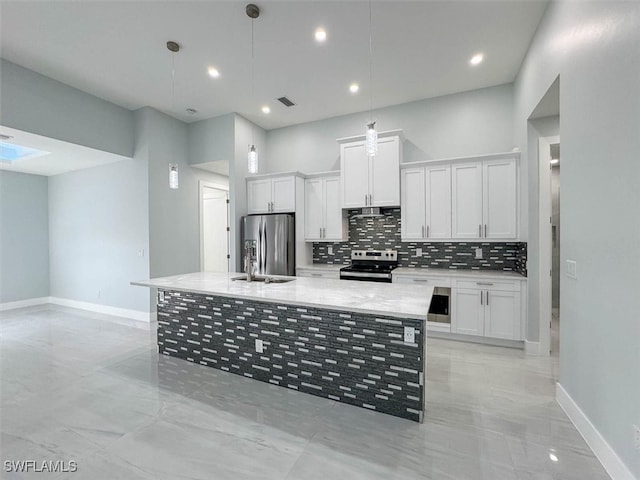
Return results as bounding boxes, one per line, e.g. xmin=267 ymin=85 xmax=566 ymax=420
xmin=634 ymin=424 xmax=640 ymax=450
xmin=403 ymin=326 xmax=415 ymax=343
xmin=328 ymin=245 xmax=334 ymax=255
xmin=415 ymin=248 xmax=422 ymax=257
xmin=566 ymin=260 xmax=577 ymax=279
xmin=158 ymin=290 xmax=165 ymax=303
xmin=255 ymin=339 xmax=264 ymax=353
xmin=475 ymin=247 xmax=483 ymax=259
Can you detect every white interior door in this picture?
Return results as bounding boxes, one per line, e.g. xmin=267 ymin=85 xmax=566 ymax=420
xmin=483 ymin=159 xmax=517 ymax=239
xmin=452 ymin=163 xmax=483 ymax=238
xmin=370 ymin=136 xmax=400 ymax=206
xmin=323 ymin=176 xmax=343 ymax=240
xmin=202 ymin=187 xmax=229 ymax=272
xmin=401 ymin=167 xmax=426 ymax=240
xmin=426 ymin=165 xmax=452 ymax=239
xmin=304 ymin=178 xmax=324 ymax=240
xmin=341 ymin=142 xmax=369 ymax=208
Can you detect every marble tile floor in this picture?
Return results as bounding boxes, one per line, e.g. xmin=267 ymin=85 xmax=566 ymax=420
xmin=0 ymin=304 xmax=609 ymax=479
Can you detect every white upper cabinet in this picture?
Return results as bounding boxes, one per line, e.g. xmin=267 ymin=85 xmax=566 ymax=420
xmin=304 ymin=174 xmax=347 ymax=242
xmin=246 ymin=174 xmax=296 ymax=214
xmin=483 ymin=159 xmax=517 ymax=239
xmin=452 ymin=163 xmax=484 ymax=239
xmin=340 ymin=131 xmax=402 ymax=208
xmin=402 ymin=153 xmax=518 ymax=241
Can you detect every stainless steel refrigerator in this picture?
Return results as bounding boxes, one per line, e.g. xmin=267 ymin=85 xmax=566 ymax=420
xmin=241 ymin=214 xmax=295 ymax=276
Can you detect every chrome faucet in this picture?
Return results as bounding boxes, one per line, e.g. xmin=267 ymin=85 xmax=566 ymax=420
xmin=244 ymin=240 xmax=257 ymax=282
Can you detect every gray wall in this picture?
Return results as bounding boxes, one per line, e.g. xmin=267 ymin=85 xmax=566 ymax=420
xmin=0 ymin=171 xmax=49 ymax=303
xmin=0 ymin=59 xmax=134 ymax=158
xmin=514 ymin=1 xmax=640 ymax=475
xmin=266 ymin=83 xmax=515 ymax=174
xmin=48 ymin=158 xmax=150 ymax=313
xmin=188 ymin=113 xmax=235 ymax=167
xmin=142 ymin=107 xmax=228 ymax=279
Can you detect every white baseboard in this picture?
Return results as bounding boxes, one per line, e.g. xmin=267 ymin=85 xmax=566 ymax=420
xmin=0 ymin=297 xmax=50 ymax=311
xmin=524 ymin=340 xmax=541 ymax=355
xmin=49 ymin=297 xmax=152 ymax=323
xmin=556 ymin=383 xmax=635 ymax=480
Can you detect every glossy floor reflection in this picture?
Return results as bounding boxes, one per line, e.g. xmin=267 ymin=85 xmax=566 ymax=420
xmin=0 ymin=305 xmax=609 ymax=479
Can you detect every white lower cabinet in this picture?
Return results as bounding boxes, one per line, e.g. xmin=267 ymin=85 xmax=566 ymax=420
xmin=451 ymin=280 xmax=522 ymax=340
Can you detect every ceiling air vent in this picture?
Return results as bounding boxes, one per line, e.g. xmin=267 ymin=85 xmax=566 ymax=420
xmin=277 ymin=96 xmax=296 ymax=107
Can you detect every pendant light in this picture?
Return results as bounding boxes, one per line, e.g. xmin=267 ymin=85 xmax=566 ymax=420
xmin=247 ymin=4 xmax=260 ymax=174
xmin=365 ymin=0 xmax=378 ymax=157
xmin=167 ymin=40 xmax=180 ymax=189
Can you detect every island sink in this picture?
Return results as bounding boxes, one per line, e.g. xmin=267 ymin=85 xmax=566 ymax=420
xmin=231 ymin=275 xmax=295 ymax=284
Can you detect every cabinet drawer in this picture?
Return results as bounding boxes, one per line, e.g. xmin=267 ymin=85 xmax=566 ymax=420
xmin=296 ymin=270 xmax=340 ymax=279
xmin=393 ymin=274 xmax=452 ymax=288
xmin=454 ymin=279 xmax=520 ymax=292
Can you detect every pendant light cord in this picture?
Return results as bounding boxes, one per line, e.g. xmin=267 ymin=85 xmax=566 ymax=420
xmin=251 ymin=17 xmax=255 ymax=146
xmin=171 ymin=52 xmax=176 ymax=113
xmin=368 ymin=0 xmax=373 ymax=121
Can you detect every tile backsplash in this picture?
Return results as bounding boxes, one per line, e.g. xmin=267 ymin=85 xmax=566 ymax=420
xmin=313 ymin=208 xmax=527 ymax=276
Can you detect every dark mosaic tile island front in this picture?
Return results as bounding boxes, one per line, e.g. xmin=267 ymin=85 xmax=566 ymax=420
xmin=157 ymin=290 xmax=425 ymax=422
xmin=313 ymin=208 xmax=527 ymax=276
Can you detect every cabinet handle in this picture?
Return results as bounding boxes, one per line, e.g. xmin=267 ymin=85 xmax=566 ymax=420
xmin=478 ymin=224 xmax=482 ymax=237
xmin=422 ymin=225 xmax=425 ymax=237
xmin=322 ymin=227 xmax=326 ymax=238
xmin=476 ymin=282 xmax=494 ymax=286
xmin=486 ymin=291 xmax=489 ymax=306
xmin=480 ymin=291 xmax=483 ymax=305
xmin=364 ymin=194 xmax=368 ymax=206
xmin=484 ymin=224 xmax=487 ymax=237
xmin=319 ymin=227 xmax=322 ymax=238
xmin=427 ymin=225 xmax=430 ymax=238
xmin=369 ymin=194 xmax=372 ymax=205
xmin=271 ymin=202 xmax=275 ymax=211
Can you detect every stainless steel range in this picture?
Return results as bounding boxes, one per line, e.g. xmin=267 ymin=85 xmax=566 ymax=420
xmin=339 ymin=250 xmax=398 ymax=283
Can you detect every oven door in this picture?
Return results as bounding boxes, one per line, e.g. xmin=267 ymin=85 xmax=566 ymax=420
xmin=340 ymin=271 xmax=393 ymax=283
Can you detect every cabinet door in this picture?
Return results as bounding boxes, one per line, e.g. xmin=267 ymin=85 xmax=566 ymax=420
xmin=341 ymin=142 xmax=369 ymax=208
xmin=425 ymin=165 xmax=451 ymax=239
xmin=323 ymin=176 xmax=345 ymax=240
xmin=304 ymin=178 xmax=324 ymax=241
xmin=271 ymin=176 xmax=296 ymax=212
xmin=452 ymin=288 xmax=484 ymax=336
xmin=484 ymin=289 xmax=521 ymax=340
xmin=483 ymin=159 xmax=517 ymax=239
xmin=451 ymin=163 xmax=483 ymax=239
xmin=401 ymin=167 xmax=426 ymax=240
xmin=247 ymin=178 xmax=272 ymax=214
xmin=370 ymin=136 xmax=400 ymax=207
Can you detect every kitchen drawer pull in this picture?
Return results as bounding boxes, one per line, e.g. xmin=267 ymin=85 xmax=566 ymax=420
xmin=311 ymin=273 xmax=322 ymax=277
xmin=412 ymin=279 xmax=429 ymax=283
xmin=476 ymin=282 xmax=494 ymax=286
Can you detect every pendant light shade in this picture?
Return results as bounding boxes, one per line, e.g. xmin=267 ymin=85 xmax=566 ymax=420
xmin=248 ymin=144 xmax=258 ymax=174
xmin=365 ymin=122 xmax=378 ymax=157
xmin=169 ymin=164 xmax=179 ymax=189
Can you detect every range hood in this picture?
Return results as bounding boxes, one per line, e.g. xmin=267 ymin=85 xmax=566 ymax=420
xmin=352 ymin=207 xmax=384 ymax=218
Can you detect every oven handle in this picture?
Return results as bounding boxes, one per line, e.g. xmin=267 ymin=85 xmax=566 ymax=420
xmin=340 ymin=271 xmax=392 ymax=279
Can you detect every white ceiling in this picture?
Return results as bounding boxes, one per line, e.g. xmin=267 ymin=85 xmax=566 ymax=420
xmin=0 ymin=126 xmax=130 ymax=176
xmin=0 ymin=1 xmax=548 ymax=130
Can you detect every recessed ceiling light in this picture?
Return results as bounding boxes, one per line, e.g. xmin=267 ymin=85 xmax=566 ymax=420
xmin=470 ymin=53 xmax=484 ymax=66
xmin=549 ymin=453 xmax=559 ymax=462
xmin=208 ymin=67 xmax=220 ymax=78
xmin=261 ymin=106 xmax=271 ymax=114
xmin=315 ymin=28 xmax=327 ymax=43
xmin=349 ymin=83 xmax=360 ymax=94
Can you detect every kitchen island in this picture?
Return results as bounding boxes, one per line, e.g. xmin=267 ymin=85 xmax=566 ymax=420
xmin=133 ymin=272 xmax=432 ymax=422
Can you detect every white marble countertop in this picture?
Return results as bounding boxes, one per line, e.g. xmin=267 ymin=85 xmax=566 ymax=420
xmin=393 ymin=267 xmax=526 ymax=281
xmin=296 ymin=264 xmax=346 ymax=272
xmin=132 ymin=272 xmax=433 ymax=320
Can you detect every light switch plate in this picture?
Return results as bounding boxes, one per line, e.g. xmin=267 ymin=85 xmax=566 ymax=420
xmin=475 ymin=248 xmax=483 ymax=259
xmin=566 ymin=260 xmax=577 ymax=279
xmin=403 ymin=326 xmax=415 ymax=343
xmin=158 ymin=290 xmax=165 ymax=303
xmin=634 ymin=424 xmax=640 ymax=450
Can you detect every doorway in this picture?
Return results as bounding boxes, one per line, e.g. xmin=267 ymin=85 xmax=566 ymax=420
xmin=199 ymin=181 xmax=230 ymax=272
xmin=550 ymin=143 xmax=561 ymax=355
